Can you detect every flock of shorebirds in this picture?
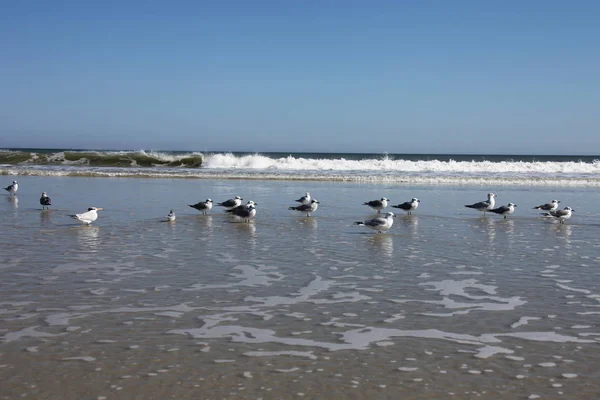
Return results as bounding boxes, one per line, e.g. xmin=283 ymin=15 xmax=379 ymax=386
xmin=4 ymin=180 xmax=574 ymax=232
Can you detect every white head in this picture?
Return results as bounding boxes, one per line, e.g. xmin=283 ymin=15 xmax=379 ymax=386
xmin=564 ymin=206 xmax=573 ymax=211
xmin=381 ymin=197 xmax=389 ymax=201
xmin=247 ymin=200 xmax=257 ymax=206
xmin=13 ymin=180 xmax=18 ymax=184
xmin=206 ymin=198 xmax=213 ymax=203
xmin=488 ymin=193 xmax=496 ymax=199
xmin=508 ymin=202 xmax=516 ymax=207
xmin=311 ymin=199 xmax=320 ymax=204
xmin=306 ymin=192 xmax=310 ymax=196
xmin=384 ymin=212 xmax=396 ymax=218
xmin=412 ymin=198 xmax=420 ymax=203
xmin=42 ymin=192 xmax=47 ymax=196
xmin=552 ymin=200 xmax=560 ymax=204
xmin=235 ymin=196 xmax=243 ymax=200
xmin=88 ymin=207 xmax=103 ymax=212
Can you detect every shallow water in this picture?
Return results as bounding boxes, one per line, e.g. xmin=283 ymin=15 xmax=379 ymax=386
xmin=1 ymin=176 xmax=600 ymax=399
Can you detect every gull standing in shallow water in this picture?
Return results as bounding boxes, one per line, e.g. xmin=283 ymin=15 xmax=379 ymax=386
xmin=543 ymin=207 xmax=574 ymax=224
xmin=40 ymin=192 xmax=52 ymax=209
xmin=392 ymin=198 xmax=420 ymax=215
xmin=289 ymin=199 xmax=319 ymax=217
xmin=226 ymin=203 xmax=257 ymax=223
xmin=363 ymin=197 xmax=389 ymax=213
xmin=355 ymin=212 xmax=396 ymax=233
xmin=70 ymin=207 xmax=103 ymax=225
xmin=534 ymin=199 xmax=560 ymax=212
xmin=465 ymin=193 xmax=496 ymax=216
xmin=165 ymin=210 xmax=176 ymax=222
xmin=217 ymin=196 xmax=243 ymax=210
xmin=489 ymin=203 xmax=516 ymax=218
xmin=189 ymin=199 xmax=213 ymax=215
xmin=4 ymin=181 xmax=18 ymax=196
xmin=295 ymin=192 xmax=311 ymax=205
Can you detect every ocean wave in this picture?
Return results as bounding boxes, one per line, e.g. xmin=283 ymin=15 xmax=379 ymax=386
xmin=202 ymin=153 xmax=600 ymax=174
xmin=0 ymin=150 xmax=204 ymax=168
xmin=2 ymin=166 xmax=600 ymax=186
xmin=1 ymin=150 xmax=599 ymax=186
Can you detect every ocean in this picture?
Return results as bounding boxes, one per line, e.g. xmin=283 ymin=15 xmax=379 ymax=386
xmin=1 ymin=148 xmax=600 ymax=185
xmin=1 ymin=149 xmax=600 ymax=399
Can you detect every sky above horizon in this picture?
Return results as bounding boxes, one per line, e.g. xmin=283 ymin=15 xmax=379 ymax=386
xmin=1 ymin=1 xmax=599 ymax=155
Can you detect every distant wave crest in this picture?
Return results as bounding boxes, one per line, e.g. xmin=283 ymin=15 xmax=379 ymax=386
xmin=1 ymin=150 xmax=599 ymax=186
xmin=0 ymin=150 xmax=203 ymax=168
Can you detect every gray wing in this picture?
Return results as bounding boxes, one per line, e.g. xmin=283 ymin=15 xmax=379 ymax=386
xmin=392 ymin=201 xmax=411 ymax=210
xmin=219 ymin=199 xmax=236 ymax=207
xmin=465 ymin=200 xmax=490 ymax=209
xmin=553 ymin=209 xmax=569 ymax=217
xmin=365 ymin=217 xmax=386 ymax=227
xmin=490 ymin=205 xmax=510 ymax=214
xmin=365 ymin=200 xmax=383 ymax=207
xmin=293 ymin=204 xmax=312 ymax=212
xmin=534 ymin=203 xmax=552 ymax=210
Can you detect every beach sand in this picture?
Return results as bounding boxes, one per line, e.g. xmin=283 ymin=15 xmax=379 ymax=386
xmin=1 ymin=176 xmax=600 ymax=399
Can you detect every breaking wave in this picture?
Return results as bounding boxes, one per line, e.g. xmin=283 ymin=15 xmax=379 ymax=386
xmin=1 ymin=149 xmax=599 ymax=186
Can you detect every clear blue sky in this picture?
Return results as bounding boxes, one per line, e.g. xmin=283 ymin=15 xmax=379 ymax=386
xmin=1 ymin=1 xmax=599 ymax=154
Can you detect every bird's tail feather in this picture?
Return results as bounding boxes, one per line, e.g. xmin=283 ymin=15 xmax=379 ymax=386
xmin=354 ymin=222 xmax=365 ymax=226
xmin=288 ymin=206 xmax=297 ymax=210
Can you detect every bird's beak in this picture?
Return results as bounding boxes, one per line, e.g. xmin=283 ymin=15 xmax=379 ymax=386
xmin=571 ymin=209 xmax=575 ymax=212
xmin=514 ymin=204 xmax=517 ymax=207
xmin=96 ymin=208 xmax=103 ymax=211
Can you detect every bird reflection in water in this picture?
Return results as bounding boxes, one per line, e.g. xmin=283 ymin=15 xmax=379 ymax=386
xmin=7 ymin=195 xmax=18 ymax=208
xmin=369 ymin=233 xmax=394 ymax=263
xmin=40 ymin=209 xmax=52 ymax=227
xmin=75 ymin=225 xmax=101 ymax=253
xmin=553 ymin=223 xmax=573 ymax=245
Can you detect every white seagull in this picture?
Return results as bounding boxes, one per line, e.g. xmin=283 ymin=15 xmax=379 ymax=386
xmin=465 ymin=193 xmax=496 ymax=216
xmin=189 ymin=198 xmax=213 ymax=215
xmin=533 ymin=199 xmax=560 ymax=212
xmin=363 ymin=197 xmax=389 ymax=213
xmin=40 ymin=192 xmax=52 ymax=209
xmin=217 ymin=196 xmax=243 ymax=210
xmin=166 ymin=210 xmax=176 ymax=222
xmin=489 ymin=202 xmax=516 ymax=218
xmin=543 ymin=206 xmax=574 ymax=224
xmin=289 ymin=199 xmax=320 ymax=217
xmin=226 ymin=203 xmax=257 ymax=223
xmin=354 ymin=212 xmax=396 ymax=233
xmin=4 ymin=180 xmax=18 ymax=195
xmin=70 ymin=207 xmax=103 ymax=225
xmin=295 ymin=192 xmax=311 ymax=205
xmin=392 ymin=198 xmax=420 ymax=215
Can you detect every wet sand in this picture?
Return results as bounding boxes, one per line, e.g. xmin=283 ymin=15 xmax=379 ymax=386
xmin=1 ymin=176 xmax=600 ymax=399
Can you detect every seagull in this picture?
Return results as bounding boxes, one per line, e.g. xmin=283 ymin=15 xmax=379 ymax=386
xmin=543 ymin=206 xmax=574 ymax=224
xmin=217 ymin=196 xmax=243 ymax=210
xmin=295 ymin=192 xmax=311 ymax=205
xmin=189 ymin=199 xmax=213 ymax=215
xmin=489 ymin=202 xmax=516 ymax=218
xmin=70 ymin=207 xmax=103 ymax=225
xmin=226 ymin=203 xmax=256 ymax=223
xmin=465 ymin=193 xmax=496 ymax=216
xmin=289 ymin=199 xmax=319 ymax=217
xmin=392 ymin=198 xmax=420 ymax=215
xmin=4 ymin=180 xmax=18 ymax=196
xmin=40 ymin=192 xmax=52 ymax=209
xmin=354 ymin=212 xmax=396 ymax=233
xmin=363 ymin=197 xmax=389 ymax=213
xmin=166 ymin=210 xmax=176 ymax=222
xmin=533 ymin=199 xmax=560 ymax=212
